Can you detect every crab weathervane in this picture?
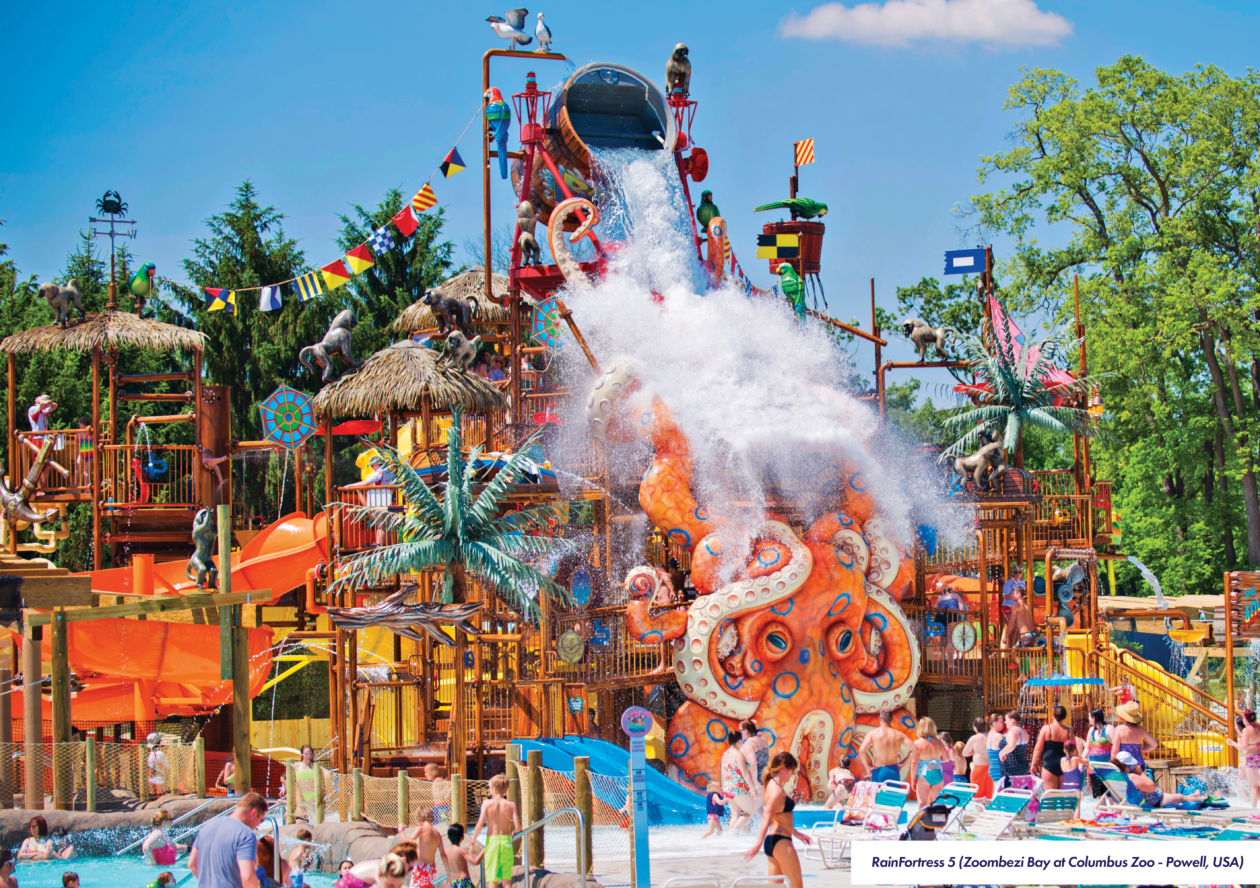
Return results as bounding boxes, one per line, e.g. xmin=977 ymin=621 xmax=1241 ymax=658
xmin=95 ymin=190 xmax=128 ymax=218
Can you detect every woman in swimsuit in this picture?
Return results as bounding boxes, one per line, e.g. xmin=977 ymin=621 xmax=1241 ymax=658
xmin=1084 ymin=707 xmax=1113 ymax=798
xmin=911 ymin=717 xmax=949 ymax=805
xmin=1032 ymin=703 xmax=1073 ymax=789
xmin=142 ymin=809 xmax=185 ymax=866
xmin=985 ymin=712 xmax=1007 ymax=791
xmin=1111 ymin=701 xmax=1157 ymax=774
xmin=721 ymin=731 xmax=756 ymax=832
xmin=1059 ymin=740 xmax=1087 ymax=792
xmin=740 ymin=719 xmax=770 ymax=783
xmin=743 ymin=751 xmax=811 ymax=888
xmin=999 ymin=710 xmax=1030 ymax=780
xmin=1226 ymin=709 xmax=1260 ymax=808
xmin=1115 ymin=752 xmax=1201 ymax=809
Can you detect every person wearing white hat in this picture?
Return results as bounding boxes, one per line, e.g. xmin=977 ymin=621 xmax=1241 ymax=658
xmin=1110 ymin=702 xmax=1157 ymax=774
xmin=1114 ymin=751 xmax=1202 ymax=809
xmin=145 ymin=732 xmax=170 ymax=796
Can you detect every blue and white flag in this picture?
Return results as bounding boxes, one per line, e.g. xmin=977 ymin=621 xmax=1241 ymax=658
xmin=944 ymin=248 xmax=987 ymax=275
xmin=368 ymin=224 xmax=395 ymax=255
xmin=259 ymin=286 xmax=282 ymax=312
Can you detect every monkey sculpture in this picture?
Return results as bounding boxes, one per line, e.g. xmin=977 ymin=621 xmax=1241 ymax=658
xmin=39 ymin=279 xmax=86 ymax=328
xmin=902 ymin=318 xmax=951 ymax=362
xmin=421 ymin=288 xmax=478 ymax=337
xmin=665 ymin=43 xmax=691 ymax=96
xmin=299 ymin=309 xmax=361 ymax=383
xmin=517 ymin=201 xmax=542 ymax=267
xmin=948 ymin=429 xmax=1009 ymax=491
xmin=187 ymin=507 xmax=218 ymax=589
xmin=442 ymin=330 xmax=483 ymax=372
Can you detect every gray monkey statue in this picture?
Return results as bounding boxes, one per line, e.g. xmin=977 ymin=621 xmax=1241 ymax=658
xmin=517 ymin=201 xmax=542 ymax=267
xmin=299 ymin=309 xmax=362 ymax=383
xmin=948 ymin=429 xmax=1008 ymax=490
xmin=421 ymin=288 xmax=478 ymax=337
xmin=39 ymin=279 xmax=86 ymax=328
xmin=666 ymin=43 xmax=691 ymax=96
xmin=902 ymin=318 xmax=950 ymax=362
xmin=442 ymin=330 xmax=483 ymax=371
xmin=186 ymin=507 xmax=218 ymax=589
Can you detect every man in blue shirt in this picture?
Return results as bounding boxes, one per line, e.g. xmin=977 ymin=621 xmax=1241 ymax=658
xmin=189 ymin=792 xmax=267 ymax=888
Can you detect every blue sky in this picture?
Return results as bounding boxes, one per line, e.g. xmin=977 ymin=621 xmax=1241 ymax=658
xmin=3 ymin=0 xmax=1258 ymax=375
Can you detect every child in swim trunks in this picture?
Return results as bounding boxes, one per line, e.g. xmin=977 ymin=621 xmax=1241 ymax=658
xmin=471 ymin=773 xmax=520 ymax=888
xmin=443 ymin=824 xmax=483 ymax=888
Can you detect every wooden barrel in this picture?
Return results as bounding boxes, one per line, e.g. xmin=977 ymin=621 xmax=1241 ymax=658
xmin=512 ymin=63 xmax=675 ymax=225
xmin=762 ymin=221 xmax=825 ymax=276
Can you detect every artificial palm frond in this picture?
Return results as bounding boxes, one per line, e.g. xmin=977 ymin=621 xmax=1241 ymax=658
xmin=329 ymin=407 xmax=571 ymax=624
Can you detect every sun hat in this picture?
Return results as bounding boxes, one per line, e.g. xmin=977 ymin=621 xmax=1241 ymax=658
xmin=1116 ymin=701 xmax=1143 ymax=724
xmin=146 ymin=732 xmax=163 ymax=748
xmin=1115 ymin=750 xmax=1141 ymax=769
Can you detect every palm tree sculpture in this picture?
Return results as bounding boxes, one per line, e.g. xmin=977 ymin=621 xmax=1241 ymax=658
xmin=942 ymin=320 xmax=1101 ymax=468
xmin=330 ymin=407 xmax=571 ymax=624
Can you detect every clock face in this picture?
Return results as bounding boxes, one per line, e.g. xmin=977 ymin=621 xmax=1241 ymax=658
xmin=951 ymin=621 xmax=978 ymax=653
xmin=557 ymin=630 xmax=585 ymax=665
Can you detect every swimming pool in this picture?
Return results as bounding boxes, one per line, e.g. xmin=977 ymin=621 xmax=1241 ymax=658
xmin=10 ymin=856 xmax=339 ymax=888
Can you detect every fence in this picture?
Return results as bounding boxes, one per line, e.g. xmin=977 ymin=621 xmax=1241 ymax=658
xmin=101 ymin=443 xmax=200 ymax=509
xmin=13 ymin=429 xmax=93 ymax=497
xmin=549 ymin=605 xmax=682 ymax=690
xmin=517 ymin=763 xmax=631 ymax=885
xmin=0 ymin=740 xmax=199 ymax=809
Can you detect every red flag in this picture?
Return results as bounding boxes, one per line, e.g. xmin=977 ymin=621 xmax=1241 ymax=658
xmin=392 ymin=205 xmax=419 ymax=237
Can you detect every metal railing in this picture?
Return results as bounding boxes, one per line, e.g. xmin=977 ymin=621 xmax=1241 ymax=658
xmin=113 ymin=796 xmax=227 ymax=855
xmin=518 ymin=806 xmax=587 ymax=881
xmin=101 ymin=443 xmax=199 ymax=509
xmin=548 ymin=605 xmax=684 ymax=690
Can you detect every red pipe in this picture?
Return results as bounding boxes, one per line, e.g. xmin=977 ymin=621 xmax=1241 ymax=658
xmin=305 ymin=564 xmax=327 ymax=615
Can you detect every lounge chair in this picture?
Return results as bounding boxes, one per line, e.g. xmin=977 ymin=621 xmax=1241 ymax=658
xmin=940 ymin=787 xmax=1033 ymax=840
xmin=806 ymin=780 xmax=911 ymax=868
xmin=1015 ymin=788 xmax=1080 ymax=835
xmin=934 ymin=781 xmax=980 ymax=833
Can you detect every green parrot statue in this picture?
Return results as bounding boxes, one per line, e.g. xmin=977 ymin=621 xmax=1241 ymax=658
xmin=696 ymin=190 xmax=721 ymax=229
xmin=754 ymin=197 xmax=828 ymax=220
xmin=129 ymin=262 xmax=156 ymax=298
xmin=775 ymin=264 xmax=807 ymax=320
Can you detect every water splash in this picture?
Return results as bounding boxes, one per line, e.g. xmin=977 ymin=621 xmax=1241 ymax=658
xmin=1126 ymin=555 xmax=1165 ymax=608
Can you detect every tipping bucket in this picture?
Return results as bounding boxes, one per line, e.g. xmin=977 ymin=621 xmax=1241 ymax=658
xmin=511 ymin=63 xmax=676 ymax=224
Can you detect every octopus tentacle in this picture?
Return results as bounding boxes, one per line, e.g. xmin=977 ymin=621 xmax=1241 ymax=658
xmin=839 ymin=584 xmax=920 ymax=715
xmin=549 ymin=197 xmax=599 ymax=290
xmin=625 ymin=566 xmax=690 ymax=643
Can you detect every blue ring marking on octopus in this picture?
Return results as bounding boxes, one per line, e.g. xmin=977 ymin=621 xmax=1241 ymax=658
xmin=640 ymin=630 xmax=664 ymax=644
xmin=704 ymin=537 xmax=723 ymax=556
xmin=838 ymin=512 xmax=854 ymax=527
xmin=640 ymin=412 xmax=653 ymax=426
xmin=901 ymin=715 xmax=917 ymax=730
xmin=799 ymin=649 xmax=810 ymax=665
xmin=834 ymin=548 xmax=854 ymax=568
xmin=770 ymin=599 xmax=793 ymax=615
xmin=874 ymin=671 xmax=894 ymax=691
xmin=760 ymin=728 xmax=777 ymax=747
xmin=751 ymin=660 xmax=763 ymax=674
xmin=693 ymin=773 xmax=710 ymax=789
xmin=707 ymin=719 xmax=730 ymax=742
xmin=828 ymin=662 xmax=839 ymax=678
xmin=840 ymin=684 xmax=852 ymax=703
xmin=669 ymin=734 xmax=690 ymax=757
xmin=723 ymin=671 xmax=744 ymax=692
xmin=827 ymin=593 xmax=851 ymax=616
xmin=694 ymin=506 xmax=709 ymax=521
xmin=668 ymin=528 xmax=691 ymax=546
xmin=773 ymin=673 xmax=800 ymax=698
xmin=756 ymin=547 xmax=781 ymax=567
xmin=850 ymin=473 xmax=868 ymax=491
xmin=839 ymin=726 xmax=854 ymax=749
xmin=866 ymin=612 xmax=888 ymax=630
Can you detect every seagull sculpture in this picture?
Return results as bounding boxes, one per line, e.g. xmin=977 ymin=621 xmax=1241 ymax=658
xmin=535 ymin=12 xmax=552 ymax=52
xmin=327 ymin=585 xmax=484 ymax=646
xmin=487 ymin=8 xmax=532 ymax=50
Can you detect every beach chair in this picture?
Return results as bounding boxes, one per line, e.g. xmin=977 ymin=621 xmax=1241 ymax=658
xmin=806 ymin=780 xmax=911 ymax=868
xmin=941 ymin=787 xmax=1033 ymax=840
xmin=1015 ymin=788 xmax=1080 ymax=835
xmin=934 ymin=781 xmax=979 ymax=833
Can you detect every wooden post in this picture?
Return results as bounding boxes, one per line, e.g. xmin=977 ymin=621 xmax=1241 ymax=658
xmin=0 ymin=662 xmax=11 ymax=808
xmin=50 ymin=609 xmax=70 ymax=810
xmin=22 ymin=626 xmax=43 ymax=810
xmin=978 ymin=530 xmax=990 ymax=712
xmin=91 ymin=348 xmax=101 ymax=571
xmin=398 ymin=769 xmax=410 ymax=827
xmin=574 ymin=756 xmax=593 ymax=874
xmin=506 ymin=745 xmax=522 ymax=863
xmin=195 ymin=736 xmax=206 ymax=799
xmin=85 ymin=736 xmax=95 ymax=813
xmin=1225 ymin=572 xmax=1237 ymax=767
xmin=232 ymin=625 xmax=251 ymax=795
xmin=525 ymin=749 xmax=543 ymax=867
xmin=452 ymin=631 xmax=466 ymax=778
xmin=451 ymin=772 xmax=465 ymax=826
xmin=6 ymin=354 xmax=14 ymax=494
xmin=352 ymin=767 xmax=364 ymax=821
xmin=303 ymin=715 xmax=312 ymax=750
xmin=314 ymin=765 xmax=325 ymax=825
xmin=285 ymin=762 xmax=297 ymax=825
xmin=473 ymin=640 xmax=484 ymax=776
xmin=218 ymin=504 xmax=233 ymax=680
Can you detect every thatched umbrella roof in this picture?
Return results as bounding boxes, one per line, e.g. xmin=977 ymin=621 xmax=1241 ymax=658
xmin=0 ymin=312 xmax=206 ymax=355
xmin=391 ymin=267 xmax=532 ymax=334
xmin=310 ymin=340 xmax=507 ymax=418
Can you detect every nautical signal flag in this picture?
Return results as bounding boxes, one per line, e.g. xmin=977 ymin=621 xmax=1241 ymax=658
xmin=320 ymin=259 xmax=351 ymax=291
xmin=756 ymin=233 xmax=800 ymax=260
xmin=944 ymin=248 xmax=987 ymax=275
xmin=794 ymin=138 xmax=815 ymax=166
xmin=204 ymin=288 xmax=236 ymax=314
xmin=412 ymin=184 xmax=438 ymax=213
xmin=259 ymin=286 xmax=282 ymax=312
xmin=345 ymin=243 xmax=375 ymax=275
xmin=392 ymin=205 xmax=420 ymax=237
xmin=295 ymin=271 xmax=324 ymax=302
xmin=441 ymin=148 xmax=466 ymax=178
xmin=368 ymin=224 xmax=395 ymax=255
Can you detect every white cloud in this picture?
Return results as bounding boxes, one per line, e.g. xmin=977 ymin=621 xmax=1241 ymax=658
xmin=780 ymin=0 xmax=1073 ymax=48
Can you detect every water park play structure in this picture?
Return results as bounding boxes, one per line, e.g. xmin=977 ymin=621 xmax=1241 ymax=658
xmin=3 ymin=41 xmax=1260 ymax=874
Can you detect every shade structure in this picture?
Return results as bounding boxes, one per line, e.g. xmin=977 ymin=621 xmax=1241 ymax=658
xmin=310 ymin=339 xmax=507 ymax=419
xmin=391 ymin=267 xmax=528 ymax=334
xmin=0 ymin=311 xmax=206 ymax=354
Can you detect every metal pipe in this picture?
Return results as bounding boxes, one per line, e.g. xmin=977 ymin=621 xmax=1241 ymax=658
xmin=517 ymin=806 xmax=586 ymax=882
xmin=878 ymin=360 xmax=973 ymax=420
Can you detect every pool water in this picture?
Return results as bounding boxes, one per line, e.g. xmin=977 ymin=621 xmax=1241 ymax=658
xmin=11 ymin=857 xmax=339 ymax=888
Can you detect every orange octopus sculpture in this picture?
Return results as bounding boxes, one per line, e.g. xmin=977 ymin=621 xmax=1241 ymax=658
xmin=587 ymin=361 xmax=921 ymax=802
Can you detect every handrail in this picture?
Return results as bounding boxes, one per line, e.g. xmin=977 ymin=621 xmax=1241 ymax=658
xmin=516 ymin=806 xmax=587 ymax=882
xmin=1095 ymin=651 xmax=1228 ymax=730
xmin=113 ymin=796 xmax=230 ymax=856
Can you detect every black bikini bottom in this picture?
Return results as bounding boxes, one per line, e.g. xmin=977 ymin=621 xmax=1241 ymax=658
xmin=764 ymin=833 xmax=792 ymax=857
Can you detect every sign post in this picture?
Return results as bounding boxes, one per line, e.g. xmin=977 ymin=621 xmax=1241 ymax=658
xmin=621 ymin=706 xmax=653 ymax=888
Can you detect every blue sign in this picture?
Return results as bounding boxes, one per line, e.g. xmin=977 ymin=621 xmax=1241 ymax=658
xmin=925 ymin=618 xmax=945 ymax=639
xmin=590 ymin=619 xmax=610 ymax=646
xmin=622 ymin=707 xmax=654 ymax=888
xmin=571 ymin=567 xmax=592 ymax=607
xmin=944 ymin=248 xmax=987 ymax=276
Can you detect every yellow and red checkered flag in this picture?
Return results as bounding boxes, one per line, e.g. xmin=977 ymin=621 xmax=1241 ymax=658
xmin=794 ymin=138 xmax=815 ymax=166
xmin=411 ymin=183 xmax=438 ymax=213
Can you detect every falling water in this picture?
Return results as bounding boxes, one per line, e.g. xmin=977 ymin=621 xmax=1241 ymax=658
xmin=1126 ymin=555 xmax=1166 ymax=608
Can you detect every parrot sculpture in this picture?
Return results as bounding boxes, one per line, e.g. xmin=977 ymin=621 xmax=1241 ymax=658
xmin=129 ymin=262 xmax=156 ymax=298
xmin=696 ymin=190 xmax=720 ymax=230
xmin=484 ymin=87 xmax=512 ymax=180
xmin=775 ymin=264 xmax=807 ymax=321
xmin=754 ymin=197 xmax=829 ymax=220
